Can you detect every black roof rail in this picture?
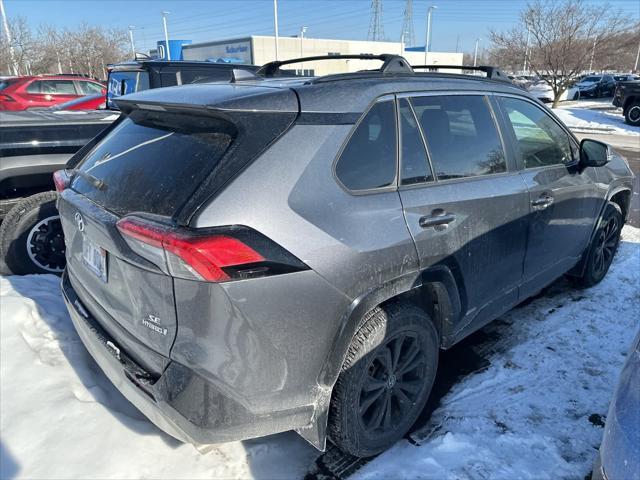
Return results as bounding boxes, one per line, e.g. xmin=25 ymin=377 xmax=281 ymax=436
xmin=257 ymin=54 xmax=413 ymax=77
xmin=411 ymin=64 xmax=512 ymax=83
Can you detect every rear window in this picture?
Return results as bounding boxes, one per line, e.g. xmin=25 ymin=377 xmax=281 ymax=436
xmin=72 ymin=111 xmax=235 ymax=217
xmin=0 ymin=79 xmax=17 ymax=91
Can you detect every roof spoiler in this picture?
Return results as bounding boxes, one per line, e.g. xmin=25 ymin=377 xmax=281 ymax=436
xmin=257 ymin=54 xmax=413 ymax=77
xmin=412 ymin=64 xmax=512 ymax=83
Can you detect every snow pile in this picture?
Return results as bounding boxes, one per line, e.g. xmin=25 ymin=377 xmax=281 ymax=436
xmin=355 ymin=226 xmax=640 ymax=480
xmin=1 ymin=227 xmax=639 ymax=479
xmin=0 ymin=276 xmax=316 ymax=479
xmin=553 ymin=106 xmax=639 ymax=136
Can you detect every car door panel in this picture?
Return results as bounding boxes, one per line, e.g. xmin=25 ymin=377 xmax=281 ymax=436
xmin=495 ymin=95 xmax=602 ymax=298
xmin=401 ymin=174 xmax=530 ymax=331
xmin=398 ymin=94 xmax=529 ymax=337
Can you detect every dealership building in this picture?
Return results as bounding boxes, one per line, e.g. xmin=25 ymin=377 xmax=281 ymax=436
xmin=181 ymin=36 xmax=463 ymax=75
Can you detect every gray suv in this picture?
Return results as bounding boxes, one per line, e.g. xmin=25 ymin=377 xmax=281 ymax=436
xmin=57 ymin=55 xmax=634 ymax=457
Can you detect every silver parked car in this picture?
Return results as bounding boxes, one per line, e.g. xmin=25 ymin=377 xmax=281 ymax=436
xmin=56 ymin=55 xmax=634 ymax=457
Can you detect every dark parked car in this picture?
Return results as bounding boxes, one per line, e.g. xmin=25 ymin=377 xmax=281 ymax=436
xmin=576 ymin=75 xmax=616 ymax=98
xmin=57 ymin=55 xmax=633 ymax=458
xmin=0 ymin=60 xmax=259 ymax=275
xmin=613 ymin=74 xmax=639 ymax=85
xmin=0 ymin=75 xmax=106 ymax=111
xmin=106 ymin=58 xmax=259 ymax=109
xmin=592 ymin=330 xmax=640 ymax=480
xmin=613 ymin=80 xmax=640 ymax=126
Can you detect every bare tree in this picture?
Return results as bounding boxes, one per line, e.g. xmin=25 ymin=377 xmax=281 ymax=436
xmin=491 ymin=0 xmax=636 ymax=108
xmin=1 ymin=18 xmax=128 ymax=78
xmin=0 ymin=16 xmax=35 ymax=75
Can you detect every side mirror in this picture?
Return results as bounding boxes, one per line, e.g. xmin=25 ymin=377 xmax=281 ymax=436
xmin=580 ymin=139 xmax=611 ymax=168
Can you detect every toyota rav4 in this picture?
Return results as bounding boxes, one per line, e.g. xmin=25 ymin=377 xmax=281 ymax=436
xmin=56 ymin=55 xmax=634 ymax=457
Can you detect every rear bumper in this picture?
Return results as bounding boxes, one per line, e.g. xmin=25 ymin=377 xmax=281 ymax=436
xmin=61 ymin=269 xmax=313 ymax=445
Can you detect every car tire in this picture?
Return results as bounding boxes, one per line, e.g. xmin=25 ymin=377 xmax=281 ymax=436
xmin=0 ymin=191 xmax=66 ymax=275
xmin=328 ymin=303 xmax=439 ymax=457
xmin=624 ymin=101 xmax=640 ymax=126
xmin=573 ymin=202 xmax=623 ymax=288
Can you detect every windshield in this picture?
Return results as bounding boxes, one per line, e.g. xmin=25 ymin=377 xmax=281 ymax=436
xmin=72 ymin=110 xmax=235 ymax=217
xmin=582 ymin=76 xmax=602 ymax=83
xmin=106 ymin=70 xmax=150 ymax=109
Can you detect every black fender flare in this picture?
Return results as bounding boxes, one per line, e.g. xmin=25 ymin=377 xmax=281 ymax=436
xmin=569 ymin=186 xmax=630 ymax=277
xmin=318 ymin=263 xmax=464 ymax=389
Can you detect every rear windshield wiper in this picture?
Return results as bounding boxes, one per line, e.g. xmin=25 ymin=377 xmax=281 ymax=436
xmin=69 ymin=169 xmax=107 ymax=191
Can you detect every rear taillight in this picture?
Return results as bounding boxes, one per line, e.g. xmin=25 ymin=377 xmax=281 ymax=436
xmin=53 ymin=169 xmax=70 ymax=192
xmin=0 ymin=94 xmax=15 ymax=102
xmin=116 ymin=216 xmax=307 ymax=282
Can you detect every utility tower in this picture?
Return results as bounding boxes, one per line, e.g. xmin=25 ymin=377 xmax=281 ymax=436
xmin=401 ymin=0 xmax=415 ymax=47
xmin=368 ymin=0 xmax=385 ymax=41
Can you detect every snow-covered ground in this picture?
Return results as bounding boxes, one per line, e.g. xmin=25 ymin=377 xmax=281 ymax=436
xmin=1 ymin=227 xmax=639 ymax=480
xmin=553 ymin=104 xmax=640 ymax=137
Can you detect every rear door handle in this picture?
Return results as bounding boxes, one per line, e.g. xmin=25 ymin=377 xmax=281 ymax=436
xmin=419 ymin=209 xmax=456 ymax=229
xmin=531 ymin=194 xmax=554 ymax=210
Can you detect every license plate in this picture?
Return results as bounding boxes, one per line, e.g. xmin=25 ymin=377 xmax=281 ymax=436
xmin=82 ymin=236 xmax=107 ymax=282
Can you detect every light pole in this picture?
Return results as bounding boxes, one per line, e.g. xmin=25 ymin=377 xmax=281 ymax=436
xmin=589 ymin=35 xmax=598 ymax=72
xmin=299 ymin=26 xmax=307 ymax=58
xmin=633 ymin=38 xmax=639 ymax=72
xmin=128 ymin=25 xmax=136 ymax=57
xmin=161 ymin=11 xmax=170 ymax=60
xmin=523 ymin=25 xmax=531 ymax=74
xmin=273 ymin=0 xmax=280 ymax=60
xmin=424 ymin=5 xmax=437 ymax=65
xmin=0 ymin=0 xmax=18 ymax=75
xmin=473 ymin=38 xmax=481 ymax=67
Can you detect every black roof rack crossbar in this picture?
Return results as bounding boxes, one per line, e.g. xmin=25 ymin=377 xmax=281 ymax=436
xmin=257 ymin=54 xmax=413 ymax=77
xmin=411 ymin=64 xmax=512 ymax=83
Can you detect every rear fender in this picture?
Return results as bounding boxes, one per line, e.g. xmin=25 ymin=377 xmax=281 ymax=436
xmin=300 ymin=264 xmax=463 ymax=450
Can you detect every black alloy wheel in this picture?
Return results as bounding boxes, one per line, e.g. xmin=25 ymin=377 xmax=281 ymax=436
xmin=591 ymin=213 xmax=619 ymax=278
xmin=359 ymin=332 xmax=427 ymax=434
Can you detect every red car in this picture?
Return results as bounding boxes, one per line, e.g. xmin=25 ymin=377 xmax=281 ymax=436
xmin=0 ymin=75 xmax=106 ymax=111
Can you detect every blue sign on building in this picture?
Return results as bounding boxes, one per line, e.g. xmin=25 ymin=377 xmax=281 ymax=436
xmin=156 ymin=39 xmax=192 ymax=60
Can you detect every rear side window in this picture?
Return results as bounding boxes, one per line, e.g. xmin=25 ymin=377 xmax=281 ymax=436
xmin=498 ymin=97 xmax=572 ymax=168
xmin=399 ymin=98 xmax=433 ymax=185
xmin=72 ymin=111 xmax=235 ymax=217
xmin=0 ymin=79 xmax=17 ymax=91
xmin=335 ymin=100 xmax=397 ymax=191
xmin=412 ymin=95 xmax=506 ymax=180
xmin=78 ymin=81 xmax=104 ymax=94
xmin=27 ymin=80 xmax=76 ymax=94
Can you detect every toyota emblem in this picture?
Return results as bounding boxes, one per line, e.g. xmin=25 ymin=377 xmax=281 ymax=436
xmin=74 ymin=212 xmax=85 ymax=232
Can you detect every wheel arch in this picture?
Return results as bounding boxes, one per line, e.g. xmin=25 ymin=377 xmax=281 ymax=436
xmin=568 ymin=192 xmax=627 ymax=278
xmin=609 ymin=188 xmax=631 ymax=223
xmin=623 ymin=95 xmax=638 ymax=114
xmin=318 ymin=264 xmax=464 ymax=389
xmin=298 ymin=264 xmax=464 ymax=451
